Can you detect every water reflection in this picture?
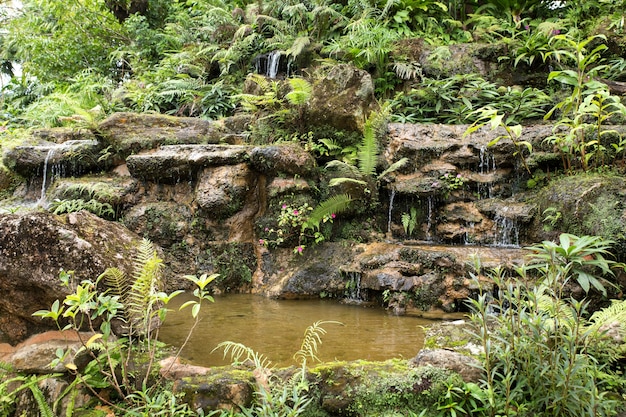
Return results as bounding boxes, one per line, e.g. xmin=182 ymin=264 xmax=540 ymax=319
xmin=159 ymin=293 xmax=437 ymax=367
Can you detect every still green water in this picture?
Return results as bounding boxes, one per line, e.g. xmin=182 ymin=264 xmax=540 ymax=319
xmin=159 ymin=293 xmax=438 ymax=367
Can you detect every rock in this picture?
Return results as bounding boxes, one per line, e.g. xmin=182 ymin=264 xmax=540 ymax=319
xmin=2 ymin=139 xmax=104 ymax=179
xmin=0 ymin=211 xmax=144 ymax=344
xmin=32 ymin=127 xmax=97 ymax=144
xmin=249 ymin=144 xmax=316 ymax=177
xmin=126 ymin=144 xmax=250 ymax=182
xmin=174 ymin=368 xmax=254 ymax=413
xmin=97 ymin=112 xmax=231 ymax=157
xmin=305 ymin=64 xmax=379 ymax=133
xmin=159 ymin=356 xmax=211 ymax=380
xmin=409 ymin=348 xmax=483 ymax=383
xmin=196 ymin=163 xmax=255 ymax=218
xmin=49 ymin=175 xmax=138 ymax=210
xmin=123 ymin=202 xmax=194 ymax=248
xmin=3 ymin=330 xmax=96 ymax=373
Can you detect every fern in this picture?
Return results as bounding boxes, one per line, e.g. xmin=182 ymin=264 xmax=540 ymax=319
xmin=588 ymin=299 xmax=626 ymax=336
xmin=98 ymin=267 xmax=127 ymax=300
xmin=377 ymin=157 xmax=408 ymax=180
xmin=285 ymin=77 xmax=312 ymax=106
xmin=293 ymin=320 xmax=342 ymax=366
xmin=357 ymin=117 xmax=379 ymax=178
xmin=392 ymin=61 xmax=422 ymax=80
xmin=303 ymin=194 xmax=352 ymax=231
xmin=286 ymin=36 xmax=311 ymax=58
xmin=213 ymin=341 xmax=272 ymax=370
xmin=23 ymin=376 xmax=55 ymax=417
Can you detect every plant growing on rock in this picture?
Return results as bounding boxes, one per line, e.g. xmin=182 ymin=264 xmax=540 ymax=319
xmin=32 ymin=239 xmax=216 ymax=414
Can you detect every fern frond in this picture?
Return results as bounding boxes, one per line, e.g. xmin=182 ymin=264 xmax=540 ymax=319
xmin=286 ymin=36 xmax=311 ymax=58
xmin=588 ymin=299 xmax=626 ymax=335
xmin=303 ymin=194 xmax=352 ymax=231
xmin=125 ymin=239 xmax=163 ymax=333
xmin=293 ymin=321 xmax=342 ymax=366
xmin=98 ymin=267 xmax=127 ymax=299
xmin=377 ymin=157 xmax=408 ymax=180
xmin=328 ymin=177 xmax=367 ymax=187
xmin=24 ymin=377 xmax=54 ymax=417
xmin=392 ymin=61 xmax=422 ymax=80
xmin=213 ymin=341 xmax=272 ymax=370
xmin=358 ymin=119 xmax=379 ymax=177
xmin=325 ymin=160 xmax=361 ymax=177
xmin=285 ymin=77 xmax=312 ymax=106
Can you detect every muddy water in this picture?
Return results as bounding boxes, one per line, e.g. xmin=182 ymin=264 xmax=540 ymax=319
xmin=159 ymin=293 xmax=439 ymax=367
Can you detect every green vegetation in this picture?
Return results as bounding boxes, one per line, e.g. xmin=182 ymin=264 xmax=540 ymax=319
xmin=23 ymin=239 xmax=217 ymax=415
xmin=464 ymin=234 xmax=624 ymax=417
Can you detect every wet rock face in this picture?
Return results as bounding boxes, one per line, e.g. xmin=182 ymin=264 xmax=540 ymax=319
xmin=196 ymin=163 xmax=255 ymax=218
xmin=249 ymin=144 xmax=316 ymax=177
xmin=0 ymin=211 xmax=142 ymax=344
xmin=2 ymin=139 xmax=104 ymax=179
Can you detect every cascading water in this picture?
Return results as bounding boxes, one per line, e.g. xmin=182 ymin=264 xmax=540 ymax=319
xmin=493 ymin=214 xmax=520 ymax=248
xmin=425 ymin=196 xmax=434 ymax=242
xmin=37 ymin=148 xmax=55 ymax=207
xmin=344 ymin=271 xmax=366 ymax=303
xmin=266 ymin=51 xmax=281 ymax=79
xmin=478 ymin=145 xmax=497 ymax=198
xmin=387 ymin=189 xmax=396 ymax=236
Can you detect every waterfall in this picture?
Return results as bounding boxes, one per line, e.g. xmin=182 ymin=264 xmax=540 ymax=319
xmin=425 ymin=196 xmax=434 ymax=242
xmin=493 ymin=214 xmax=520 ymax=248
xmin=37 ymin=148 xmax=54 ymax=207
xmin=387 ymin=189 xmax=396 ymax=235
xmin=478 ymin=145 xmax=497 ymax=198
xmin=266 ymin=51 xmax=281 ymax=79
xmin=344 ymin=271 xmax=366 ymax=303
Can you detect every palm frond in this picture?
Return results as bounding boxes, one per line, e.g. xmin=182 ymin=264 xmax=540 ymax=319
xmin=293 ymin=321 xmax=342 ymax=366
xmin=212 ymin=341 xmax=272 ymax=370
xmin=304 ymin=194 xmax=352 ymax=230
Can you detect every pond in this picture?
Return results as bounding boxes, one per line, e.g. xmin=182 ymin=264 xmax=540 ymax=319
xmin=159 ymin=293 xmax=442 ymax=368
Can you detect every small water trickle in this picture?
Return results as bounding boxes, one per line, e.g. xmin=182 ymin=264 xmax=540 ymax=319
xmin=387 ymin=189 xmax=396 ymax=235
xmin=345 ymin=271 xmax=366 ymax=303
xmin=266 ymin=50 xmax=281 ymax=79
xmin=37 ymin=148 xmax=55 ymax=207
xmin=425 ymin=196 xmax=434 ymax=242
xmin=478 ymin=146 xmax=497 ymax=198
xmin=493 ymin=214 xmax=520 ymax=248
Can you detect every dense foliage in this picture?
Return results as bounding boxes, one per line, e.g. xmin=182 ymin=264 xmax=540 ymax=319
xmin=3 ymin=0 xmax=626 ymax=416
xmin=1 ymin=0 xmax=626 ymax=130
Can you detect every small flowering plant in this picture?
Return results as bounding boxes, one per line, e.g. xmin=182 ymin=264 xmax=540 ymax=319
xmin=259 ymin=201 xmax=336 ymax=255
xmin=436 ymin=173 xmax=467 ymax=199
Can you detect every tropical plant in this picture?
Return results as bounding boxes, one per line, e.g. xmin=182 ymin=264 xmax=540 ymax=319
xmin=465 ymin=107 xmax=533 ymax=174
xmin=543 ymin=34 xmax=626 ymax=172
xmin=466 ymin=235 xmax=623 ymax=417
xmin=32 ymin=240 xmax=216 ymax=413
xmin=49 ymin=198 xmax=116 ymax=219
xmin=214 ymin=320 xmax=341 ymax=417
xmin=402 ymin=207 xmax=418 ymax=237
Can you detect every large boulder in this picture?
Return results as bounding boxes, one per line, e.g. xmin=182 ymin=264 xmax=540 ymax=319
xmin=0 ymin=211 xmax=144 ymax=344
xmin=305 ymin=64 xmax=379 ymax=133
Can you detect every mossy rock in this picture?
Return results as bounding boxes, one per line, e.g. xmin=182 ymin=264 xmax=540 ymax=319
xmin=528 ymin=172 xmax=626 ymax=256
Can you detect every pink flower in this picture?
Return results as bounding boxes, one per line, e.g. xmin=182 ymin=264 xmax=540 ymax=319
xmin=331 ymin=213 xmax=336 ymax=219
xmin=297 ymin=246 xmax=303 ymax=253
xmin=456 ymin=174 xmax=462 ymax=178
xmin=293 ymin=210 xmax=299 ymax=215
xmin=432 ymin=181 xmax=439 ymax=188
xmin=259 ymin=239 xmax=265 ymax=245
xmin=282 ymin=204 xmax=287 ymax=209
xmin=264 ymin=227 xmax=269 ymax=232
